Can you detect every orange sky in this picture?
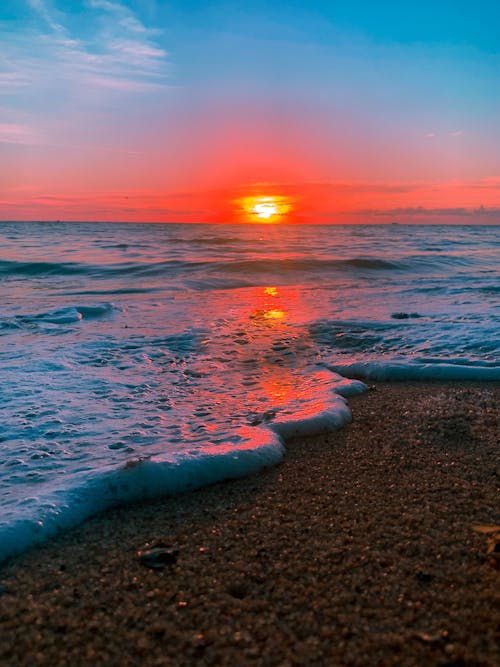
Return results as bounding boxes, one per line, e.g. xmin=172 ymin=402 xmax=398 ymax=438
xmin=2 ymin=106 xmax=499 ymax=223
xmin=2 ymin=2 xmax=500 ymax=223
xmin=2 ymin=177 xmax=500 ymax=224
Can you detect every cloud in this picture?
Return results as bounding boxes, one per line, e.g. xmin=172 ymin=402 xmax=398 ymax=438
xmin=1 ymin=1 xmax=169 ymax=99
xmin=0 ymin=72 xmax=32 ymax=91
xmin=348 ymin=206 xmax=500 ymax=218
xmin=0 ymin=187 xmax=209 ymax=221
xmin=465 ymin=178 xmax=500 ymax=190
xmin=240 ymin=180 xmax=425 ymax=196
xmin=27 ymin=0 xmax=65 ymax=33
xmin=0 ymin=123 xmax=39 ymax=145
xmin=87 ymin=0 xmax=159 ymax=33
xmin=423 ymin=130 xmax=464 ymax=139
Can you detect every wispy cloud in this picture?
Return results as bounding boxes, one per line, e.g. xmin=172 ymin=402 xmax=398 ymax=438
xmin=27 ymin=0 xmax=66 ymax=32
xmin=87 ymin=0 xmax=160 ymax=35
xmin=0 ymin=188 xmax=209 ymax=221
xmin=0 ymin=72 xmax=32 ymax=91
xmin=351 ymin=206 xmax=500 ymax=217
xmin=423 ymin=129 xmax=465 ymax=139
xmin=1 ymin=0 xmax=169 ymax=100
xmin=465 ymin=177 xmax=500 ymax=190
xmin=0 ymin=123 xmax=39 ymax=145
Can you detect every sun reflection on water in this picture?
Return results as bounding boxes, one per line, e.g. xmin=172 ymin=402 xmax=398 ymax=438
xmin=250 ymin=286 xmax=286 ymax=322
xmin=239 ymin=286 xmax=329 ymax=412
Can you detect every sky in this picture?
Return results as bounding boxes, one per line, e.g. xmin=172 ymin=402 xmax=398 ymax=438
xmin=1 ymin=0 xmax=500 ymax=222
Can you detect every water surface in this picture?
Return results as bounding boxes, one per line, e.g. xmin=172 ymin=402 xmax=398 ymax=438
xmin=1 ymin=222 xmax=498 ymax=560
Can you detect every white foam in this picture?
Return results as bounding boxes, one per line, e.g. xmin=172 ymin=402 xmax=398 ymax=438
xmin=0 ymin=426 xmax=284 ymax=563
xmin=326 ymin=360 xmax=500 ymax=382
xmin=0 ymin=376 xmax=364 ymax=564
xmin=269 ymin=377 xmax=365 ymax=439
xmin=270 ymin=401 xmax=351 ymax=439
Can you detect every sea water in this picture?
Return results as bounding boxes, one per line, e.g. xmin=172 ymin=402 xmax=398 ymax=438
xmin=0 ymin=222 xmax=498 ymax=561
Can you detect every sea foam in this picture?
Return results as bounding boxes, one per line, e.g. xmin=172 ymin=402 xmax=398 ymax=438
xmin=0 ymin=380 xmax=362 ymax=563
xmin=326 ymin=360 xmax=500 ymax=382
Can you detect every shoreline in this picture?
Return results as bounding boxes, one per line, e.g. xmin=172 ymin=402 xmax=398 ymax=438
xmin=1 ymin=381 xmax=499 ymax=666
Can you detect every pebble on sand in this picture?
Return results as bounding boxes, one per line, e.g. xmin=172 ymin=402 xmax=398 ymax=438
xmin=137 ymin=544 xmax=179 ymax=569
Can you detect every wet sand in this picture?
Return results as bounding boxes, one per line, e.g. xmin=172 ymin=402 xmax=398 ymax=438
xmin=0 ymin=382 xmax=499 ymax=666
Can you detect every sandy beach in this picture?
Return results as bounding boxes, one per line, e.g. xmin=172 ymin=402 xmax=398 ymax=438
xmin=0 ymin=382 xmax=498 ymax=666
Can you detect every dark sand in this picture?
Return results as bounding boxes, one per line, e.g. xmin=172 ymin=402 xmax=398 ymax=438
xmin=0 ymin=382 xmax=499 ymax=666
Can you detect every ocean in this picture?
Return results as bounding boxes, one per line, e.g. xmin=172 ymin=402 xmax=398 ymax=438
xmin=1 ymin=221 xmax=498 ymax=562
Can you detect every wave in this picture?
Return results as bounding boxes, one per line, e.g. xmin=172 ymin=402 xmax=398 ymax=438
xmin=170 ymin=236 xmax=244 ymax=246
xmin=61 ymin=287 xmax=171 ymax=296
xmin=0 ymin=303 xmax=117 ymax=329
xmin=0 ymin=258 xmax=202 ymax=279
xmin=325 ymin=360 xmax=500 ymax=382
xmin=0 ymin=426 xmax=284 ymax=563
xmin=0 ymin=252 xmax=482 ymax=284
xmin=0 ymin=259 xmax=90 ymax=277
xmin=217 ymin=257 xmax=402 ymax=274
xmin=203 ymin=254 xmax=478 ymax=276
xmin=0 ymin=379 xmax=364 ymax=563
xmin=210 ymin=253 xmax=478 ymax=275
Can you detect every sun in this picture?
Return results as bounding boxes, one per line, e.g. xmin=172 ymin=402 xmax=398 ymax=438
xmin=253 ymin=202 xmax=279 ymax=219
xmin=237 ymin=195 xmax=293 ymax=223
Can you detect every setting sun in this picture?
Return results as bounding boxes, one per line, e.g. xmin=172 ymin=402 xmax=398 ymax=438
xmin=237 ymin=195 xmax=293 ymax=223
xmin=253 ymin=201 xmax=278 ymax=219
